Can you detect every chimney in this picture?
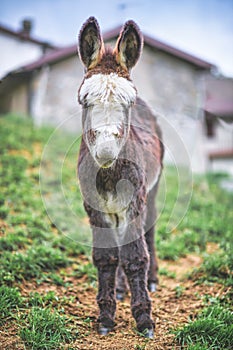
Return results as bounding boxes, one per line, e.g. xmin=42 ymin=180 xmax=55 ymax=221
xmin=20 ymin=19 xmax=33 ymax=37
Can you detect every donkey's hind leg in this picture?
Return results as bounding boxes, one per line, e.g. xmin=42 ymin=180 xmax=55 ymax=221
xmin=93 ymin=246 xmax=119 ymax=335
xmin=116 ymin=264 xmax=128 ymax=301
xmin=145 ymin=185 xmax=159 ymax=292
xmin=145 ymin=225 xmax=159 ymax=292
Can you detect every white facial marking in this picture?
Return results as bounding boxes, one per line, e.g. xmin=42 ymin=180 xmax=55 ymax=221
xmin=91 ymin=103 xmax=124 ymax=135
xmin=79 ymin=73 xmax=137 ymax=106
xmin=80 ymin=73 xmax=134 ymax=168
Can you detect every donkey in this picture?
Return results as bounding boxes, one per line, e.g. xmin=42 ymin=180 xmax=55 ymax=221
xmin=77 ymin=17 xmax=163 ymax=338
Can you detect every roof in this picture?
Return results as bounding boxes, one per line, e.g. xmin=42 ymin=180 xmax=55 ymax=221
xmin=208 ymin=149 xmax=233 ymax=160
xmin=105 ymin=26 xmax=214 ymax=70
xmin=16 ymin=44 xmax=77 ymax=72
xmin=6 ymin=25 xmax=215 ymax=77
xmin=143 ymin=33 xmax=213 ymax=69
xmin=0 ymin=23 xmax=58 ymax=49
xmin=205 ymin=76 xmax=233 ymax=117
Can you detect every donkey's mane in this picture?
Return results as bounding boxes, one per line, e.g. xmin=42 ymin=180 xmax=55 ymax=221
xmin=85 ymin=48 xmax=131 ymax=79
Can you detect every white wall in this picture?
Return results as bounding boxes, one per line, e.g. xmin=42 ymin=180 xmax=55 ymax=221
xmin=132 ymin=46 xmax=206 ymax=173
xmin=31 ymin=56 xmax=83 ymax=133
xmin=0 ymin=33 xmax=43 ymax=78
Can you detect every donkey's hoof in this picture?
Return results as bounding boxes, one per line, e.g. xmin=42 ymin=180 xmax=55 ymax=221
xmin=98 ymin=324 xmax=111 ymax=335
xmin=116 ymin=291 xmax=125 ymax=301
xmin=143 ymin=328 xmax=154 ymax=339
xmin=148 ymin=282 xmax=157 ymax=292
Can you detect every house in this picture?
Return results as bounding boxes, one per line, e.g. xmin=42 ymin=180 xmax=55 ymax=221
xmin=0 ymin=19 xmax=57 ymax=79
xmin=1 ymin=23 xmax=232 ymax=173
xmin=203 ymin=75 xmax=233 ymax=174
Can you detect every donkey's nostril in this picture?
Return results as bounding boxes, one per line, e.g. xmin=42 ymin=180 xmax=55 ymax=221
xmin=97 ymin=147 xmax=115 ymax=160
xmin=96 ymin=147 xmax=116 ymax=167
xmin=96 ymin=154 xmax=113 ymax=163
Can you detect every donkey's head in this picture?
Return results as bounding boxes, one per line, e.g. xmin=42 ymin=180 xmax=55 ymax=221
xmin=78 ymin=17 xmax=143 ymax=168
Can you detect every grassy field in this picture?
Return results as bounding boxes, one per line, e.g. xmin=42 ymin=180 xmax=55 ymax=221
xmin=0 ymin=114 xmax=232 ymax=349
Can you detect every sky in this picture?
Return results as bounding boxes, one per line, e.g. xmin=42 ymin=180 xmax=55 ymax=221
xmin=0 ymin=0 xmax=233 ymax=76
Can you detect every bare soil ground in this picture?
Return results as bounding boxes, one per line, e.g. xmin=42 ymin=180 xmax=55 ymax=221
xmin=0 ymin=252 xmax=228 ymax=350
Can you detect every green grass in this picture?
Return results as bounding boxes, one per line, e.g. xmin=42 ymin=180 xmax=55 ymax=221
xmin=159 ymin=267 xmax=176 ymax=279
xmin=0 ymin=285 xmax=23 ymax=324
xmin=73 ymin=262 xmax=97 ymax=283
xmin=52 ymin=235 xmax=91 ymax=257
xmin=190 ymin=248 xmax=233 ymax=286
xmin=0 ymin=230 xmax=28 ymax=251
xmin=19 ymin=307 xmax=75 ymax=350
xmin=156 ymin=228 xmax=206 ymax=261
xmin=0 ymin=114 xmax=233 ymax=348
xmin=156 ymin=167 xmax=233 ymax=261
xmin=0 ymin=114 xmax=89 ymax=284
xmin=174 ymin=285 xmax=185 ymax=298
xmin=0 ymin=114 xmax=88 ymax=348
xmin=174 ymin=303 xmax=233 ymax=349
xmin=0 ymin=246 xmax=70 ymax=284
xmin=27 ymin=291 xmax=59 ymax=307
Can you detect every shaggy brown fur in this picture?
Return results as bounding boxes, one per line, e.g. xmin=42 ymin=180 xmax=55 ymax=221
xmin=77 ymin=17 xmax=164 ymax=338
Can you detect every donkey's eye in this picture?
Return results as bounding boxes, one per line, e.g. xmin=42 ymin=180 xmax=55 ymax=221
xmin=113 ymin=132 xmax=120 ymax=138
xmin=88 ymin=129 xmax=98 ymax=140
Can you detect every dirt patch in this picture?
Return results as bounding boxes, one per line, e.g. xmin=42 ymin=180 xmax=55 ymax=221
xmin=0 ymin=220 xmax=12 ymax=236
xmin=206 ymin=242 xmax=220 ymax=254
xmin=0 ymin=254 xmax=227 ymax=350
xmin=0 ymin=324 xmax=24 ymax=350
xmin=159 ymin=254 xmax=203 ymax=282
xmin=62 ymin=272 xmax=224 ymax=350
xmin=8 ymin=149 xmax=32 ymax=160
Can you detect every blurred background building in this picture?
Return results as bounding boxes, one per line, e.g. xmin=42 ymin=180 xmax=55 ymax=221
xmin=0 ymin=19 xmax=232 ymax=174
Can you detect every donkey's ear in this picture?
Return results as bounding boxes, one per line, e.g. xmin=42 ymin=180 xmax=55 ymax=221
xmin=78 ymin=17 xmax=104 ymax=69
xmin=114 ymin=20 xmax=143 ymax=70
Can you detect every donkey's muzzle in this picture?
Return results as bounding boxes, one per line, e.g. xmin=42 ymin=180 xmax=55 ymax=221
xmin=96 ymin=146 xmax=117 ymax=168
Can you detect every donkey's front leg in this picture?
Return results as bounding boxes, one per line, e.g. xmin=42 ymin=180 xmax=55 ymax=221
xmin=93 ymin=245 xmax=119 ymax=335
xmin=120 ymin=235 xmax=154 ymax=338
